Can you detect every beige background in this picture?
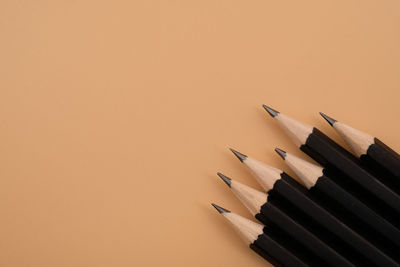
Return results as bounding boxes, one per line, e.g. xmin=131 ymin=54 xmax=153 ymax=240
xmin=1 ymin=1 xmax=400 ymax=266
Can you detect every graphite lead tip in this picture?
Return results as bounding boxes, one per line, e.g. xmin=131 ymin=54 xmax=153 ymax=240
xmin=211 ymin=203 xmax=231 ymax=214
xmin=274 ymin=148 xmax=287 ymax=159
xmin=229 ymin=148 xmax=247 ymax=162
xmin=262 ymin=105 xmax=279 ymax=117
xmin=217 ymin=172 xmax=232 ymax=187
xmin=319 ymin=112 xmax=337 ymax=126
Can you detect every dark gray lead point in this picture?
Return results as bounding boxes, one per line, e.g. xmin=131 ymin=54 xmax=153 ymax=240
xmin=319 ymin=112 xmax=337 ymax=126
xmin=262 ymin=105 xmax=279 ymax=117
xmin=229 ymin=148 xmax=247 ymax=162
xmin=275 ymin=148 xmax=287 ymax=159
xmin=217 ymin=172 xmax=232 ymax=187
xmin=211 ymin=203 xmax=230 ymax=214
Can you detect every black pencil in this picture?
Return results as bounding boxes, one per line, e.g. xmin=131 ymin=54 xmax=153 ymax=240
xmin=211 ymin=203 xmax=312 ymax=267
xmin=230 ymin=148 xmax=399 ymax=267
xmin=217 ymin=172 xmax=355 ymax=267
xmin=320 ymin=112 xmax=400 ymax=194
xmin=262 ymin=105 xmax=400 ymax=224
xmin=276 ymin=148 xmax=400 ymax=260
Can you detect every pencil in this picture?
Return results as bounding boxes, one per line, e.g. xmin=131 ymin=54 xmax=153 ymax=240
xmin=211 ymin=203 xmax=312 ymax=267
xmin=230 ymin=148 xmax=399 ymax=267
xmin=320 ymin=112 xmax=400 ymax=194
xmin=276 ymin=148 xmax=400 ymax=260
xmin=217 ymin=172 xmax=355 ymax=267
xmin=262 ymin=105 xmax=400 ymax=223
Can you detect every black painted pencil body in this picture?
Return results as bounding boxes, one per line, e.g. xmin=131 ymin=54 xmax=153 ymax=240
xmin=211 ymin=204 xmax=312 ymax=267
xmin=273 ymin=173 xmax=398 ymax=266
xmin=320 ymin=113 xmax=400 ymax=194
xmin=279 ymin=149 xmax=400 ymax=261
xmin=230 ymin=149 xmax=399 ymax=267
xmin=217 ymin=173 xmax=354 ymax=267
xmin=263 ymin=106 xmax=400 ymax=223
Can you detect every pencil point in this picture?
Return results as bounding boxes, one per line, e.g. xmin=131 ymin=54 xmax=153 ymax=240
xmin=319 ymin=112 xmax=337 ymax=126
xmin=229 ymin=148 xmax=247 ymax=162
xmin=211 ymin=203 xmax=230 ymax=214
xmin=217 ymin=172 xmax=232 ymax=187
xmin=262 ymin=105 xmax=279 ymax=117
xmin=275 ymin=148 xmax=287 ymax=159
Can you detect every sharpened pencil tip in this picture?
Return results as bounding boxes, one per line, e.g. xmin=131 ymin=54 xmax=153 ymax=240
xmin=262 ymin=105 xmax=279 ymax=117
xmin=217 ymin=172 xmax=232 ymax=187
xmin=319 ymin=112 xmax=337 ymax=126
xmin=229 ymin=148 xmax=247 ymax=162
xmin=275 ymin=148 xmax=287 ymax=159
xmin=211 ymin=203 xmax=230 ymax=214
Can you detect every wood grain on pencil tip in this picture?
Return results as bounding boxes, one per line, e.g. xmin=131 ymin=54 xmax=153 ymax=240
xmin=229 ymin=148 xmax=282 ymax=191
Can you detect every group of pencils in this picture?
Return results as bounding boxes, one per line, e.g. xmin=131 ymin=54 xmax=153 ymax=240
xmin=212 ymin=105 xmax=400 ymax=266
